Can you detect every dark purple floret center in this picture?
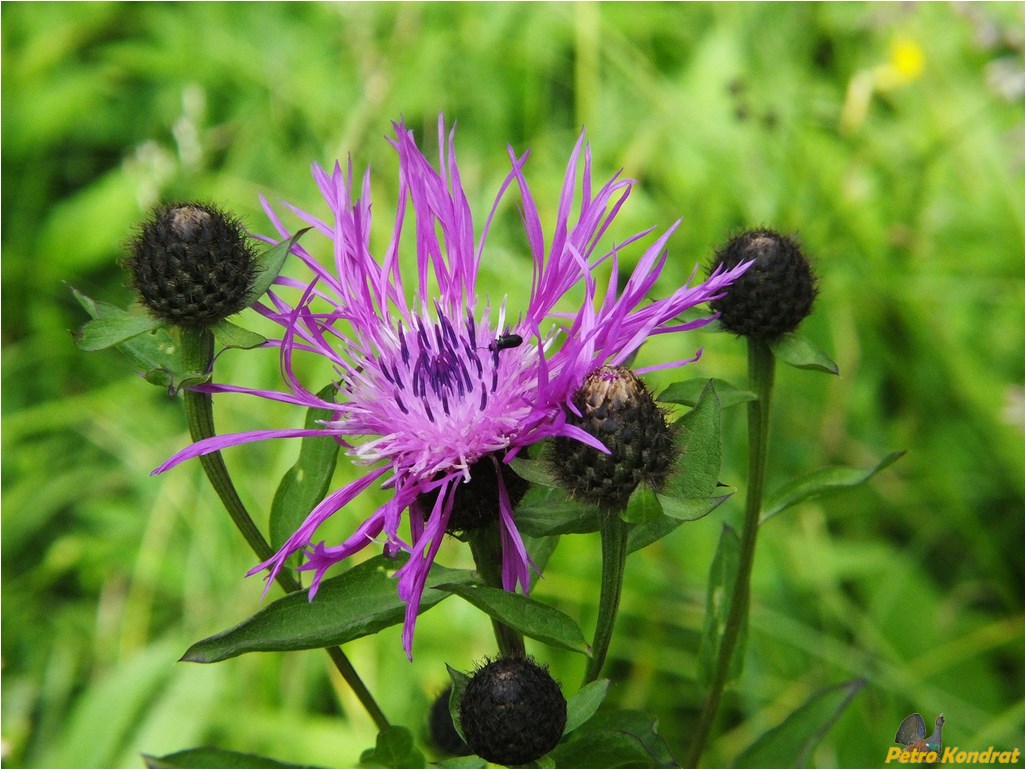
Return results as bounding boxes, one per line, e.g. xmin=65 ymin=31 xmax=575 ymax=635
xmin=385 ymin=306 xmax=523 ymax=424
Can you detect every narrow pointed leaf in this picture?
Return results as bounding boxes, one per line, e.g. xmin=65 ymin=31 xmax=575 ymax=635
xmin=549 ymin=730 xmax=654 ymax=768
xmin=76 ymin=313 xmax=164 ymax=351
xmin=270 ymin=384 xmax=341 ymax=550
xmin=548 ymin=709 xmax=676 ymax=768
xmin=735 ymin=678 xmax=866 ymax=768
xmin=659 ymin=378 xmax=757 ymax=409
xmin=761 ymin=451 xmax=906 ymax=523
xmin=527 ymin=534 xmax=561 ymax=592
xmin=627 ymin=492 xmax=731 ymax=554
xmin=211 ymin=320 xmax=266 ymax=351
xmin=71 ymin=285 xmax=189 ymax=389
xmin=625 ymin=381 xmax=726 ymax=552
xmin=244 ymin=228 xmax=311 ymax=305
xmin=770 ymin=332 xmax=839 ymax=375
xmin=143 ymin=747 xmax=309 ymax=768
xmin=181 ymin=555 xmax=475 ymax=663
xmin=662 ymin=380 xmax=722 ymax=500
xmin=657 ymin=490 xmax=733 ymax=522
xmin=564 ymin=679 xmax=610 ymax=734
xmin=698 ymin=525 xmax=746 ymax=687
xmin=437 ymin=583 xmax=590 ymax=655
xmin=446 ymin=664 xmax=471 ymax=743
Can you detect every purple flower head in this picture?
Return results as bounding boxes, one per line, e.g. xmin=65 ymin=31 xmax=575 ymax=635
xmin=155 ymin=117 xmax=749 ymax=659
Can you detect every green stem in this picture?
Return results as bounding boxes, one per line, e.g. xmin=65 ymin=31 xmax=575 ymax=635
xmin=467 ymin=525 xmax=526 ymax=658
xmin=686 ymin=338 xmax=775 ymax=767
xmin=583 ymin=510 xmax=629 ymax=685
xmin=177 ymin=327 xmax=391 ymax=733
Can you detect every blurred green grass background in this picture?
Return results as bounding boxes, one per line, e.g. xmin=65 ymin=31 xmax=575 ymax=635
xmin=2 ymin=2 xmax=1023 ymax=767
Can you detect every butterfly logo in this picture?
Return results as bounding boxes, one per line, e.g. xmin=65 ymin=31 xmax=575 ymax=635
xmin=894 ymin=713 xmax=945 ymax=753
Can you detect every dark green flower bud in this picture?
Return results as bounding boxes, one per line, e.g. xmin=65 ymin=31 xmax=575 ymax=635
xmin=551 ymin=366 xmax=676 ymax=510
xmin=459 ymin=657 xmax=567 ymax=765
xmin=127 ymin=203 xmax=258 ymax=328
xmin=709 ymin=228 xmax=817 ymax=339
xmin=428 ymin=687 xmax=472 ymax=757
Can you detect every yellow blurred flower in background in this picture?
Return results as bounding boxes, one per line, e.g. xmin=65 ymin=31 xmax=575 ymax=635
xmin=841 ymin=35 xmax=926 ymax=133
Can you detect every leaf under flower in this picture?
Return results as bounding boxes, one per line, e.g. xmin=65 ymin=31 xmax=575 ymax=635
xmin=181 ymin=555 xmax=476 ymax=663
xmin=437 ymin=583 xmax=591 ymax=655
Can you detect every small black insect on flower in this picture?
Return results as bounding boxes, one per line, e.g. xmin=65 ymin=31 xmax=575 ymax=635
xmin=486 ymin=333 xmax=524 ymax=353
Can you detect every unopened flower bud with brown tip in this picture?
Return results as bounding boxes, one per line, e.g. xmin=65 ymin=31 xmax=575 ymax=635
xmin=551 ymin=366 xmax=677 ymax=510
xmin=459 ymin=657 xmax=567 ymax=765
xmin=709 ymin=228 xmax=817 ymax=340
xmin=127 ymin=203 xmax=258 ymax=328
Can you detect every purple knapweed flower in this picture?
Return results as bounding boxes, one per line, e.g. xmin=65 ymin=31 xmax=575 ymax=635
xmin=155 ymin=116 xmax=749 ymax=658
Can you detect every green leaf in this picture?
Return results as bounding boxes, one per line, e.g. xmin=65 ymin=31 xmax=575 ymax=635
xmin=509 ymin=455 xmax=559 ymax=488
xmin=433 ymin=758 xmax=487 ymax=769
xmin=548 ymin=709 xmax=676 ymax=768
xmin=550 ymin=730 xmax=654 ymax=768
xmin=270 ymin=384 xmax=341 ymax=551
xmin=514 ymin=485 xmax=601 ymax=537
xmin=627 ymin=493 xmax=731 ymax=554
xmin=181 ymin=555 xmax=475 ymax=663
xmin=75 ymin=312 xmax=164 ymax=351
xmin=244 ymin=228 xmax=311 ymax=306
xmin=625 ymin=381 xmax=727 ymax=553
xmin=761 ymin=451 xmax=906 ymax=523
xmin=437 ymin=583 xmax=590 ymax=655
xmin=698 ymin=525 xmax=746 ymax=687
xmin=620 ymin=484 xmax=662 ymax=524
xmin=211 ymin=320 xmax=266 ymax=351
xmin=658 ymin=378 xmax=757 ymax=409
xmin=143 ymin=747 xmax=310 ymax=768
xmin=446 ymin=664 xmax=471 ymax=743
xmin=564 ymin=680 xmax=610 ymax=734
xmin=661 ymin=380 xmax=722 ymax=500
xmin=70 ymin=285 xmax=197 ymax=392
xmin=734 ymin=679 xmax=866 ymax=768
xmin=359 ymin=726 xmax=426 ymax=769
xmin=769 ymin=332 xmax=839 ymax=375
xmin=526 ymin=534 xmax=561 ymax=592
xmin=657 ymin=491 xmax=732 ymax=522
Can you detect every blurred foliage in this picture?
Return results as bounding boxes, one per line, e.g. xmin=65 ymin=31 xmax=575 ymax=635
xmin=2 ymin=2 xmax=1023 ymax=767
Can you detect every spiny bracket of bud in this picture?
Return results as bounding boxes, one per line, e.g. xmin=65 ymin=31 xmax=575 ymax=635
xmin=458 ymin=657 xmax=567 ymax=765
xmin=709 ymin=228 xmax=817 ymax=340
xmin=550 ymin=366 xmax=677 ymax=511
xmin=127 ymin=203 xmax=258 ymax=328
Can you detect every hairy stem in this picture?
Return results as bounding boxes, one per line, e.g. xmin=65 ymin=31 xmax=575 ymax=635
xmin=686 ymin=338 xmax=775 ymax=767
xmin=178 ymin=327 xmax=391 ymax=733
